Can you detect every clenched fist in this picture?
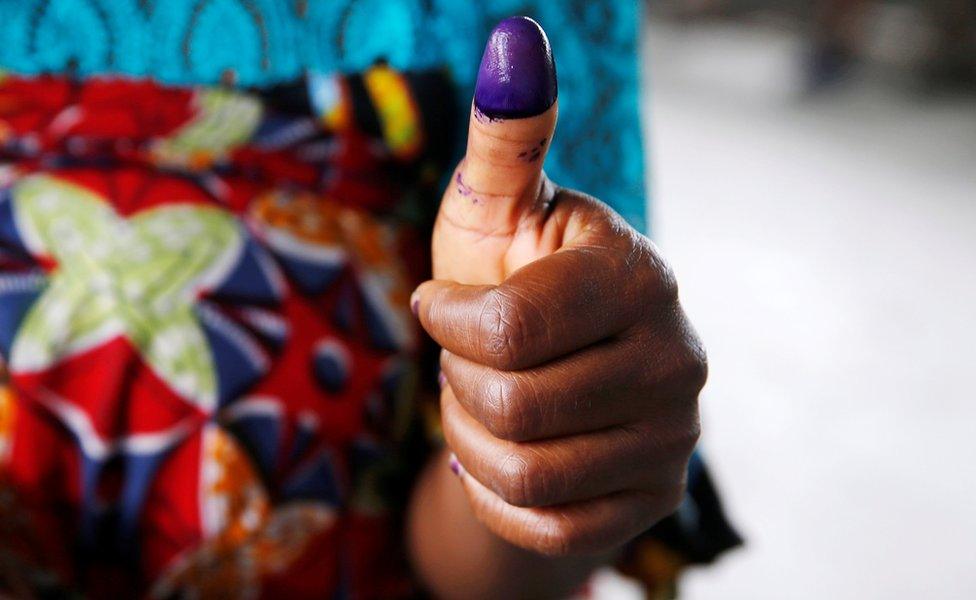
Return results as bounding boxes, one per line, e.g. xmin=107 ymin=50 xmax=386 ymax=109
xmin=411 ymin=16 xmax=705 ymax=557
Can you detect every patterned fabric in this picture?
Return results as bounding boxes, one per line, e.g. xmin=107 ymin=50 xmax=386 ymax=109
xmin=0 ymin=0 xmax=647 ymax=232
xmin=0 ymin=2 xmax=742 ymax=598
xmin=0 ymin=70 xmax=440 ymax=598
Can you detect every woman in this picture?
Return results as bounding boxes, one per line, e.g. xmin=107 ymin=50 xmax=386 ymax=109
xmin=0 ymin=2 xmax=738 ymax=598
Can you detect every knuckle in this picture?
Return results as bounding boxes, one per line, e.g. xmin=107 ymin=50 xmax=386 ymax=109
xmin=495 ymin=448 xmax=549 ymax=508
xmin=678 ymin=344 xmax=709 ymax=395
xmin=481 ymin=375 xmax=538 ymax=441
xmin=631 ymin=239 xmax=679 ymax=304
xmin=685 ymin=330 xmax=709 ymax=387
xmin=639 ymin=486 xmax=687 ymax=526
xmin=632 ymin=417 xmax=698 ymax=466
xmin=649 ymin=325 xmax=708 ymax=398
xmin=664 ymin=416 xmax=702 ymax=460
xmin=631 ymin=481 xmax=688 ymax=528
xmin=683 ymin=417 xmax=703 ymax=453
xmin=532 ymin=513 xmax=588 ymax=557
xmin=659 ymin=484 xmax=688 ymax=519
xmin=658 ymin=265 xmax=680 ymax=302
xmin=663 ymin=424 xmax=701 ymax=466
xmin=477 ymin=288 xmax=530 ymax=371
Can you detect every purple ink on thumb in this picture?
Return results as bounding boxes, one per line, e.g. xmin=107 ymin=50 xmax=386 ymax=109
xmin=474 ymin=16 xmax=558 ymax=120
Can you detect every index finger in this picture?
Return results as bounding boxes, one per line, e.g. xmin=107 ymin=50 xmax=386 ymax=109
xmin=413 ymin=236 xmax=674 ymax=370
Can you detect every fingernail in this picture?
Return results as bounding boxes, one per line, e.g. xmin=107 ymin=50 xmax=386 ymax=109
xmin=438 ymin=371 xmax=447 ymax=389
xmin=474 ymin=16 xmax=557 ymax=120
xmin=448 ymin=453 xmax=464 ymax=477
xmin=410 ymin=290 xmax=420 ymax=317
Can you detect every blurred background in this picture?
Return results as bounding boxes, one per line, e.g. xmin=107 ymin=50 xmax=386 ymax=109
xmin=641 ymin=1 xmax=975 ymax=598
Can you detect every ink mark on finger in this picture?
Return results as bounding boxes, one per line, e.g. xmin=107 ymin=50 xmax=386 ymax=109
xmin=519 ymin=147 xmax=543 ymax=163
xmin=455 ymin=170 xmax=482 ymax=204
xmin=455 ymin=170 xmax=473 ymax=196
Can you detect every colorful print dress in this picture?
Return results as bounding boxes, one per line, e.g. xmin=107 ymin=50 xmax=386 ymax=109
xmin=0 ymin=68 xmax=448 ymax=598
xmin=0 ymin=1 xmax=741 ymax=598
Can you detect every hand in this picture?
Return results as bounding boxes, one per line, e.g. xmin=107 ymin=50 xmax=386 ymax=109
xmin=412 ymin=17 xmax=705 ymax=557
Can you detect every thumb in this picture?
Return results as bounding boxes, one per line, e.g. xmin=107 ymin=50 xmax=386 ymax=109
xmin=433 ymin=16 xmax=559 ymax=284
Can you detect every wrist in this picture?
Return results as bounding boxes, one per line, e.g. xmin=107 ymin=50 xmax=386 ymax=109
xmin=407 ymin=449 xmax=613 ymax=599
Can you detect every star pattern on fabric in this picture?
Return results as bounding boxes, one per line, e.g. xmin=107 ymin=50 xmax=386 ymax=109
xmin=0 ymin=174 xmax=289 ymax=466
xmin=10 ymin=174 xmax=242 ymax=410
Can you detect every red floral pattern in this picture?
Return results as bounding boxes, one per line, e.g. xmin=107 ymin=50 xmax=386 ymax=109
xmin=0 ymin=71 xmax=433 ymax=598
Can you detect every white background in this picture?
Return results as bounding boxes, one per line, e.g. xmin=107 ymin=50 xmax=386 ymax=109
xmin=643 ymin=19 xmax=976 ymax=600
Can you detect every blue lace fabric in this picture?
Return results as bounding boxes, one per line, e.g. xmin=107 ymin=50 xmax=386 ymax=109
xmin=0 ymin=0 xmax=648 ymax=232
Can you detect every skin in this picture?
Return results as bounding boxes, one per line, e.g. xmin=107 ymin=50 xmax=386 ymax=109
xmin=407 ymin=17 xmax=705 ymax=599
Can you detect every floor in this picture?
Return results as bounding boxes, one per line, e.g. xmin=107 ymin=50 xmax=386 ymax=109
xmin=642 ymin=20 xmax=976 ymax=600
